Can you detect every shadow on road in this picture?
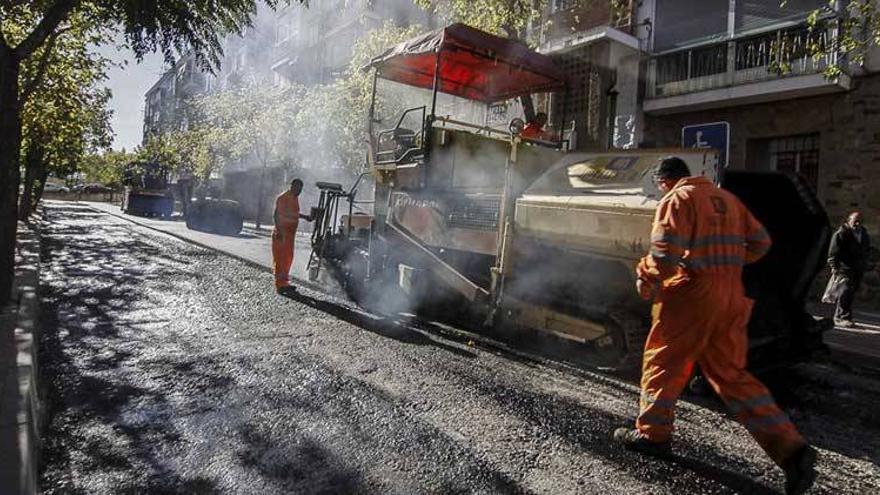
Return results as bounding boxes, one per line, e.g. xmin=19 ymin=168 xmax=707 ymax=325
xmin=38 ymin=205 xmax=225 ymax=493
xmin=282 ymin=265 xmax=880 ymax=475
xmin=236 ymin=422 xmax=367 ymax=494
xmin=279 ymin=289 xmax=478 ymax=360
xmin=435 ymin=358 xmax=781 ymax=494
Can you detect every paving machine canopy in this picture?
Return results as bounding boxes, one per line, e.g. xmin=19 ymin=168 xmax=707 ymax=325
xmin=368 ymin=23 xmax=568 ymax=102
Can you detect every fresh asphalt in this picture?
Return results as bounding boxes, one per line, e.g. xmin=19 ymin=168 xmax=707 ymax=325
xmin=38 ymin=203 xmax=880 ymax=494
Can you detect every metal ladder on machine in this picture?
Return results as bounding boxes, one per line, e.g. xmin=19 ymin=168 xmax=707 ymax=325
xmin=307 ymin=181 xmax=351 ymax=282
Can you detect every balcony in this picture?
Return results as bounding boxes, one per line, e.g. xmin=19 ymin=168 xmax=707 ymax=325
xmin=645 ymin=22 xmax=851 ymax=114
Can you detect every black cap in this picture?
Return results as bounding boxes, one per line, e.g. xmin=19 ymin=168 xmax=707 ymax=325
xmin=653 ymin=157 xmax=691 ymax=181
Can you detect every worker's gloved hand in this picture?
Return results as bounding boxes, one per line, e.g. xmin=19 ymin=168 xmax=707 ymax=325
xmin=636 ymin=278 xmax=654 ymax=300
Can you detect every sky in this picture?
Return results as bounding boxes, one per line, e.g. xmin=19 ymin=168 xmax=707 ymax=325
xmin=97 ymin=44 xmax=168 ymax=151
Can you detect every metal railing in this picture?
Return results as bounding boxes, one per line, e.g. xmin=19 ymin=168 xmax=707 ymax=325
xmin=648 ymin=21 xmax=839 ymax=99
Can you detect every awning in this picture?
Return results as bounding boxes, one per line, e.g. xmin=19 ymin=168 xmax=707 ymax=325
xmin=368 ymin=23 xmax=568 ymax=103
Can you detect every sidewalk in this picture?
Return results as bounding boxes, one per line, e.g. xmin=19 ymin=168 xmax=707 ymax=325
xmin=809 ymin=302 xmax=880 ymax=363
xmin=81 ymin=200 xmax=880 ymax=368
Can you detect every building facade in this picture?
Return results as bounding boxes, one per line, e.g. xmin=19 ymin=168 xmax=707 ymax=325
xmin=520 ymin=0 xmax=879 ymax=304
xmin=270 ymin=0 xmax=432 ymax=87
xmin=636 ymin=0 xmax=880 ymax=303
xmin=142 ymin=53 xmax=211 ymax=143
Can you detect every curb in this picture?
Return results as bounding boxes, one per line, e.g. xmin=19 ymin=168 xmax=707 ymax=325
xmin=1 ymin=216 xmax=43 ymax=495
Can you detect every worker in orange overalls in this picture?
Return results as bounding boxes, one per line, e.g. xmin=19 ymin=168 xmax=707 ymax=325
xmin=613 ymin=157 xmax=817 ymax=495
xmin=272 ymin=178 xmax=312 ymax=294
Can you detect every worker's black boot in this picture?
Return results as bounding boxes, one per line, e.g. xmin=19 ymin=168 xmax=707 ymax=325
xmin=612 ymin=427 xmax=671 ymax=457
xmin=276 ymin=285 xmax=298 ymax=296
xmin=783 ymin=445 xmax=817 ymax=495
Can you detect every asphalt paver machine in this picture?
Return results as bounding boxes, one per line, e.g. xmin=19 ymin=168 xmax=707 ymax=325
xmin=308 ymin=24 xmax=832 ymax=369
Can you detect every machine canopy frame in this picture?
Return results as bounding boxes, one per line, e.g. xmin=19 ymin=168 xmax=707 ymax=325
xmin=367 ymin=23 xmax=568 ymax=103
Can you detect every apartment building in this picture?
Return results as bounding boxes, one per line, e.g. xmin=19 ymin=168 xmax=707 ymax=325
xmin=142 ymin=69 xmax=176 ymax=142
xmin=639 ymin=1 xmax=880 ymax=237
xmin=142 ymin=53 xmax=212 ymax=143
xmin=270 ymin=0 xmax=432 ymax=87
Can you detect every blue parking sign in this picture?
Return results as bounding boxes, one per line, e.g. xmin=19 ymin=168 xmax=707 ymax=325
xmin=682 ymin=122 xmax=729 ymax=168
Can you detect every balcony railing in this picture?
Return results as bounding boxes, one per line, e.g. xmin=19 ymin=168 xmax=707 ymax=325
xmin=648 ymin=22 xmax=839 ymax=99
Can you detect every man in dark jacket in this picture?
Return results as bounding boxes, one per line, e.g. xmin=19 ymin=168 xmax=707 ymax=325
xmin=828 ymin=211 xmax=871 ymax=327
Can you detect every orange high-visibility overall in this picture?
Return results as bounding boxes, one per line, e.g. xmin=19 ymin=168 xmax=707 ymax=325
xmin=635 ymin=176 xmax=805 ymax=466
xmin=272 ymin=190 xmax=300 ymax=289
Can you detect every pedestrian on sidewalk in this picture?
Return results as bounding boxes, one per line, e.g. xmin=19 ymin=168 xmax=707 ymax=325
xmin=272 ymin=179 xmax=313 ymax=294
xmin=827 ymin=211 xmax=871 ymax=328
xmin=613 ymin=157 xmax=817 ymax=495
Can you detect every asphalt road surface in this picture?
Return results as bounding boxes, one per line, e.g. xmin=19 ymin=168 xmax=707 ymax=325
xmin=38 ymin=204 xmax=880 ymax=494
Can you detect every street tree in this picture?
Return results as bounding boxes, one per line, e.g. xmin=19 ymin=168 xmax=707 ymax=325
xmin=200 ymin=84 xmax=305 ymax=227
xmin=797 ymin=1 xmax=880 ymax=79
xmin=293 ymin=22 xmax=425 ymax=177
xmin=79 ymin=149 xmax=133 ymax=189
xmin=0 ymin=0 xmax=304 ymax=302
xmin=412 ymin=0 xmax=632 ymax=40
xmin=18 ymin=13 xmax=113 ymax=219
xmin=413 ymin=0 xmax=541 ymax=39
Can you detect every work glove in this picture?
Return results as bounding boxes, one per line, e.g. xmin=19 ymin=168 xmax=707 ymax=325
xmin=636 ymin=278 xmax=654 ymax=301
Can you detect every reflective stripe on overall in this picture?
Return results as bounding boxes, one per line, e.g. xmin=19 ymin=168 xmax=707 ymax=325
xmin=635 ymin=176 xmax=804 ymax=466
xmin=273 ymin=190 xmax=299 ymax=289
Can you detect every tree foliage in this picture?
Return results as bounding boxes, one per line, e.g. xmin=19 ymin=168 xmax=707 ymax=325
xmin=1 ymin=0 xmax=307 ymax=300
xmin=14 ymin=8 xmax=114 ymax=217
xmin=79 ymin=149 xmax=133 ymax=187
xmin=413 ymin=0 xmax=541 ymax=38
xmin=292 ymin=21 xmax=425 ymax=174
xmin=196 ymin=84 xmax=305 ymax=170
xmin=812 ymin=0 xmax=880 ymax=78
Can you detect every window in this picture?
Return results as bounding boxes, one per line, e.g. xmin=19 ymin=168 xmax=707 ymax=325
xmin=735 ymin=0 xmax=825 ymax=35
xmin=552 ymin=0 xmax=578 ymax=12
xmin=653 ymin=0 xmax=826 ymax=51
xmin=654 ymin=0 xmax=728 ymax=51
xmin=769 ymin=134 xmax=820 ymax=190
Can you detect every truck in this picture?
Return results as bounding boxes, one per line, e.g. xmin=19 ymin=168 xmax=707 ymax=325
xmin=307 ymin=24 xmax=832 ymax=370
xmin=121 ymin=161 xmax=174 ymax=218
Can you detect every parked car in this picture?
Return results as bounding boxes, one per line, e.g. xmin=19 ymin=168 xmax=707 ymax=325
xmin=76 ymin=183 xmax=113 ymax=194
xmin=44 ymin=183 xmax=69 ymax=193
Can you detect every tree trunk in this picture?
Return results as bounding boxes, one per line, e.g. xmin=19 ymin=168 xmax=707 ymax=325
xmin=32 ymin=160 xmax=49 ymax=211
xmin=0 ymin=47 xmax=22 ymax=303
xmin=18 ymin=144 xmax=44 ymax=221
xmin=255 ymin=164 xmax=266 ymax=229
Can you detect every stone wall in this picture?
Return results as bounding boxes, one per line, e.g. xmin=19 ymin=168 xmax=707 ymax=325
xmin=643 ymin=74 xmax=880 ymax=308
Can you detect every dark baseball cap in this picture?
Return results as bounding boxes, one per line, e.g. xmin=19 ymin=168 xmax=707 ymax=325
xmin=653 ymin=157 xmax=691 ymax=181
